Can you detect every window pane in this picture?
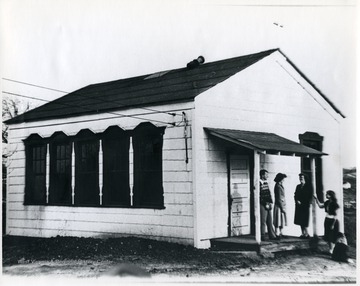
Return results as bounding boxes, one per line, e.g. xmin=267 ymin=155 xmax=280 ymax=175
xmin=40 ymin=159 xmax=45 ymax=173
xmin=25 ymin=143 xmax=46 ymax=205
xmin=102 ymin=130 xmax=130 ymax=206
xmin=74 ymin=135 xmax=99 ymax=206
xmin=132 ymin=123 xmax=164 ymax=208
xmin=49 ymin=140 xmax=72 ymax=205
xmin=41 ymin=146 xmax=46 ymax=158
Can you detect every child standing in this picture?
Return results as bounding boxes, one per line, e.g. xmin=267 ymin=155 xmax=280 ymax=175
xmin=314 ymin=190 xmax=340 ymax=254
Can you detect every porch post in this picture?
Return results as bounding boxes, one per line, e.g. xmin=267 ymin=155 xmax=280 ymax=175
xmin=254 ymin=151 xmax=261 ymax=244
xmin=310 ymin=157 xmax=317 ymax=237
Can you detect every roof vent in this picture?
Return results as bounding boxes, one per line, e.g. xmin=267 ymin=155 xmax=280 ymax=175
xmin=186 ymin=56 xmax=205 ymax=69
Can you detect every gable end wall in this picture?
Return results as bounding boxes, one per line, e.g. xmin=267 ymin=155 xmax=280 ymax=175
xmin=192 ymin=53 xmax=342 ymax=248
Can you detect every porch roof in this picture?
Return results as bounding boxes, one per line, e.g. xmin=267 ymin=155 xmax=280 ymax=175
xmin=204 ymin=128 xmax=326 ymax=157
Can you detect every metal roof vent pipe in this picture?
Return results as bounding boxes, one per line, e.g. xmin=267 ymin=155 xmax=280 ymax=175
xmin=186 ymin=56 xmax=205 ymax=69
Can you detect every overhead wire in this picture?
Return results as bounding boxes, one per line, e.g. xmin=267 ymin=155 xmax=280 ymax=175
xmin=2 ymin=77 xmax=183 ymax=117
xmin=2 ymin=78 xmax=68 ymax=93
xmin=4 ymin=105 xmax=192 ymax=131
xmin=2 ymin=91 xmax=182 ymax=127
xmin=2 ymin=91 xmax=49 ymax=103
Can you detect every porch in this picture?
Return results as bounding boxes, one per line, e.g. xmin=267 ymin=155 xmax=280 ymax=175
xmin=204 ymin=128 xmax=327 ymax=246
xmin=210 ymin=235 xmax=327 ymax=253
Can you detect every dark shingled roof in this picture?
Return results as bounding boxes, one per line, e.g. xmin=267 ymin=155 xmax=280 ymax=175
xmin=205 ymin=128 xmax=327 ymax=157
xmin=6 ymin=49 xmax=277 ymax=124
xmin=5 ymin=48 xmax=344 ymax=124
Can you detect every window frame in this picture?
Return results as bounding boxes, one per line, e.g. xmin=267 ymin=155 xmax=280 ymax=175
xmin=74 ymin=129 xmax=100 ymax=207
xmin=299 ymin=132 xmax=324 ymax=202
xmin=23 ymin=123 xmax=166 ymax=209
xmin=49 ymin=132 xmax=72 ymax=206
xmin=24 ymin=134 xmax=47 ymax=205
xmin=132 ymin=122 xmax=165 ymax=209
xmin=101 ymin=126 xmax=131 ymax=207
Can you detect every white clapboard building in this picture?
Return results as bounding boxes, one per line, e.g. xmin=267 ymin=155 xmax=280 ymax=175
xmin=5 ymin=49 xmax=344 ymax=249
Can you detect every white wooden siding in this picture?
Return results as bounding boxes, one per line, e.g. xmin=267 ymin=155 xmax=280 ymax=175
xmin=193 ymin=51 xmax=343 ymax=248
xmin=6 ymin=102 xmax=195 ymax=245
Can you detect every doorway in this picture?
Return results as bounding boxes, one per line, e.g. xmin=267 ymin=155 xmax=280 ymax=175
xmin=229 ymin=155 xmax=251 ymax=236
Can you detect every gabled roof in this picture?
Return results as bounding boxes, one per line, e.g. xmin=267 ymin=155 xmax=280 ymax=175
xmin=5 ymin=49 xmax=277 ymax=124
xmin=6 ymin=48 xmax=344 ymax=124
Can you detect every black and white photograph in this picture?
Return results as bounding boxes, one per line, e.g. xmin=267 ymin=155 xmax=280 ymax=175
xmin=1 ymin=0 xmax=358 ymax=284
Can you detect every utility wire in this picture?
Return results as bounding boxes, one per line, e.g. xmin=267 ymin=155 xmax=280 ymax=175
xmin=3 ymin=91 xmax=49 ymax=103
xmin=2 ymin=78 xmax=68 ymax=93
xmin=6 ymin=110 xmax=189 ymax=131
xmin=2 ymin=77 xmax=182 ymax=117
xmin=2 ymin=91 xmax=178 ymax=127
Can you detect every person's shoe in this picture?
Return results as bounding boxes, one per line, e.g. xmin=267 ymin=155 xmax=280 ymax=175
xmin=304 ymin=234 xmax=310 ymax=239
xmin=299 ymin=234 xmax=305 ymax=239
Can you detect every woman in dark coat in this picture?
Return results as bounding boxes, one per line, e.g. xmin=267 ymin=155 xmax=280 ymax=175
xmin=294 ymin=173 xmax=313 ymax=238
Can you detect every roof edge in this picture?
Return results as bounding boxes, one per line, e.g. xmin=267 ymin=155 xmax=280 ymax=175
xmin=204 ymin=127 xmax=327 ymax=157
xmin=276 ymin=49 xmax=345 ymax=119
xmin=5 ymin=98 xmax=196 ymax=125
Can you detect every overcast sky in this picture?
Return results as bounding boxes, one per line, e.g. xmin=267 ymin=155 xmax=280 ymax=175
xmin=0 ymin=0 xmax=357 ymax=168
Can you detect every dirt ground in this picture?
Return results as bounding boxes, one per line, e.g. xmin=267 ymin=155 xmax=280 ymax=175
xmin=1 ymin=235 xmax=357 ymax=283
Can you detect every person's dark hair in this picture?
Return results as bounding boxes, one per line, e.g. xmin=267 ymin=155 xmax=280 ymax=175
xmin=274 ymin=173 xmax=287 ymax=183
xmin=299 ymin=173 xmax=308 ymax=181
xmin=326 ymin=190 xmax=337 ymax=203
xmin=260 ymin=169 xmax=268 ymax=176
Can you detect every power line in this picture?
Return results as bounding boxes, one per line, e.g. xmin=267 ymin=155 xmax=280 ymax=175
xmin=2 ymin=77 xmax=182 ymax=117
xmin=6 ymin=110 xmax=189 ymax=131
xmin=2 ymin=78 xmax=68 ymax=93
xmin=3 ymin=91 xmax=49 ymax=103
xmin=3 ymin=90 xmax=177 ymax=126
xmin=2 ymin=91 xmax=179 ymax=127
xmin=6 ymin=107 xmax=190 ymax=131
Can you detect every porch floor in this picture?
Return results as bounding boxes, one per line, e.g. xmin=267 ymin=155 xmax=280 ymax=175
xmin=210 ymin=235 xmax=325 ymax=253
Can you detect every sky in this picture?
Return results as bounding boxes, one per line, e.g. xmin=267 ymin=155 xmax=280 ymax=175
xmin=0 ymin=0 xmax=358 ymax=168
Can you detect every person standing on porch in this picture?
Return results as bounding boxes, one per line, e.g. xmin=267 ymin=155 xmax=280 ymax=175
xmin=259 ymin=169 xmax=276 ymax=240
xmin=314 ymin=190 xmax=340 ymax=254
xmin=273 ymin=173 xmax=287 ymax=238
xmin=294 ymin=173 xmax=313 ymax=238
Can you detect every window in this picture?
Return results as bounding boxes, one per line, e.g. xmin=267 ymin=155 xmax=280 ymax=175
xmin=49 ymin=132 xmax=72 ymax=205
xmin=24 ymin=134 xmax=47 ymax=205
xmin=102 ymin=126 xmax=130 ymax=206
xmin=299 ymin=132 xmax=324 ymax=202
xmin=23 ymin=123 xmax=166 ymax=209
xmin=74 ymin=129 xmax=99 ymax=206
xmin=132 ymin=123 xmax=165 ymax=208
